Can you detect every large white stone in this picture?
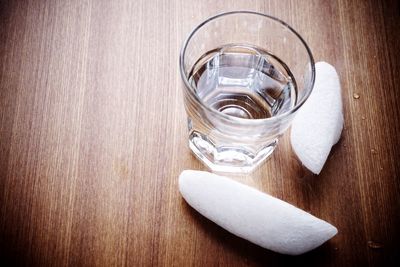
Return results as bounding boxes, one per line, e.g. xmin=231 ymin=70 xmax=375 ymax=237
xmin=179 ymin=170 xmax=337 ymax=255
xmin=290 ymin=62 xmax=344 ymax=174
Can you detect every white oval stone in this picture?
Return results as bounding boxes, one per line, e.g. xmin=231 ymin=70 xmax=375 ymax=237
xmin=179 ymin=170 xmax=338 ymax=255
xmin=290 ymin=61 xmax=344 ymax=174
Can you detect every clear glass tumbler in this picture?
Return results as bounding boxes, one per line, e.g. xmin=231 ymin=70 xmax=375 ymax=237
xmin=179 ymin=11 xmax=315 ymax=173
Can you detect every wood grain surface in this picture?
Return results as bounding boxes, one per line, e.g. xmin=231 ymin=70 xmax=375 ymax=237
xmin=1 ymin=0 xmax=399 ymax=266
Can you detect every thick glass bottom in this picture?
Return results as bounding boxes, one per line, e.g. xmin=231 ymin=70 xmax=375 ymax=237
xmin=188 ymin=131 xmax=277 ymax=173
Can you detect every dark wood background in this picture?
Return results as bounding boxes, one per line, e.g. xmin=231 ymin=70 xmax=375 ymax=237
xmin=1 ymin=0 xmax=399 ymax=266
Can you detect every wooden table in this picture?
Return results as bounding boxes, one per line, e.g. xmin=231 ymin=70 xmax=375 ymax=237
xmin=1 ymin=0 xmax=399 ymax=266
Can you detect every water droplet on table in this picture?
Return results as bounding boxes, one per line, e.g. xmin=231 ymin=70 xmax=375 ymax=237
xmin=367 ymin=241 xmax=383 ymax=249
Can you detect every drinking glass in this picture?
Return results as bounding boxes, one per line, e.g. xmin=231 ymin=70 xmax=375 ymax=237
xmin=179 ymin=11 xmax=315 ymax=173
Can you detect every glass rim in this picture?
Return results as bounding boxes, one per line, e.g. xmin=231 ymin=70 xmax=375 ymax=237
xmin=179 ymin=10 xmax=315 ymax=124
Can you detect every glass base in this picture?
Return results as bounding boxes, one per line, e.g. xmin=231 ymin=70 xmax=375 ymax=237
xmin=188 ymin=131 xmax=277 ymax=173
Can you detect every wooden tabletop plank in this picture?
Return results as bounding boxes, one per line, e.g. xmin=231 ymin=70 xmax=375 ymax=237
xmin=0 ymin=0 xmax=399 ymax=266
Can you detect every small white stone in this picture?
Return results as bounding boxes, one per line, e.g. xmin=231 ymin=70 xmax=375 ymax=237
xmin=179 ymin=170 xmax=338 ymax=255
xmin=290 ymin=61 xmax=344 ymax=174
